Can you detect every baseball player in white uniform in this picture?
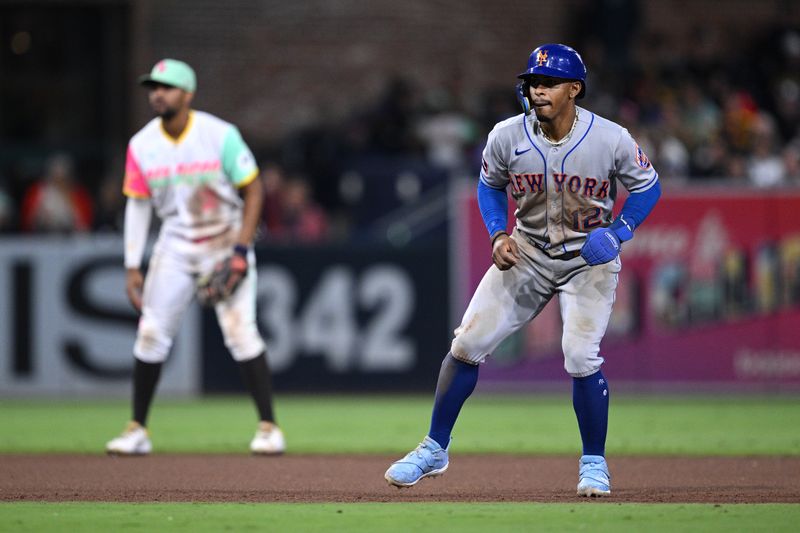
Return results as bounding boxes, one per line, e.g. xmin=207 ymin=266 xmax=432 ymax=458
xmin=106 ymin=59 xmax=285 ymax=456
xmin=385 ymin=44 xmax=661 ymax=496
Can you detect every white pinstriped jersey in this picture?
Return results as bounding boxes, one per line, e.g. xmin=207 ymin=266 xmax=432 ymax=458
xmin=123 ymin=110 xmax=259 ymax=242
xmin=480 ymin=107 xmax=658 ymax=257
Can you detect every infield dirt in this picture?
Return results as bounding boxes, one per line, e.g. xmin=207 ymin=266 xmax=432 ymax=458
xmin=2 ymin=455 xmax=799 ymax=503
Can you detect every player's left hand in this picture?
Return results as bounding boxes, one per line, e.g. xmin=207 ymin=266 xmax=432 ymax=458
xmin=492 ymin=233 xmax=520 ymax=270
xmin=197 ymin=248 xmax=248 ymax=306
xmin=580 ymin=227 xmax=621 ymax=266
xmin=225 ymin=253 xmax=248 ymax=294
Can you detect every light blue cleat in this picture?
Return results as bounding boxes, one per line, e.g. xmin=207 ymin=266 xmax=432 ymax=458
xmin=384 ymin=436 xmax=449 ymax=487
xmin=577 ymin=454 xmax=612 ymax=497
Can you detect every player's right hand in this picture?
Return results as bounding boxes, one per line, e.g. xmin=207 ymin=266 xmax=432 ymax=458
xmin=492 ymin=233 xmax=520 ymax=271
xmin=126 ymin=268 xmax=144 ymax=312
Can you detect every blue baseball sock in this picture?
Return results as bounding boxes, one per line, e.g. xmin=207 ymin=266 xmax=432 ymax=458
xmin=572 ymin=369 xmax=609 ymax=457
xmin=428 ymin=353 xmax=479 ymax=449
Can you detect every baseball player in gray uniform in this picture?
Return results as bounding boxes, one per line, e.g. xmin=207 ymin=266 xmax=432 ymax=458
xmin=105 ymin=59 xmax=285 ymax=456
xmin=385 ymin=44 xmax=661 ymax=496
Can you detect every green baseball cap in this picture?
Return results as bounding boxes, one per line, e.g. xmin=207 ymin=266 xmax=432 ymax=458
xmin=138 ymin=59 xmax=196 ymax=92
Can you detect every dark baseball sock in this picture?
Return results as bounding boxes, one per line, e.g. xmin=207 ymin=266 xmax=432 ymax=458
xmin=132 ymin=358 xmax=163 ymax=427
xmin=238 ymin=352 xmax=276 ymax=424
xmin=428 ymin=352 xmax=480 ymax=449
xmin=572 ymin=369 xmax=609 ymax=457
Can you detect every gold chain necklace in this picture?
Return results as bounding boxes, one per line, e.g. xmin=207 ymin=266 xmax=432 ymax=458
xmin=540 ymin=109 xmax=579 ymax=146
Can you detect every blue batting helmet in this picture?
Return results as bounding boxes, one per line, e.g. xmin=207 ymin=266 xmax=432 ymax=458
xmin=518 ymin=44 xmax=587 ymax=99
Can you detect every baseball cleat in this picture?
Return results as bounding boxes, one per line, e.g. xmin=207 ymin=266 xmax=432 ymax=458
xmin=250 ymin=421 xmax=286 ymax=455
xmin=577 ymin=454 xmax=611 ymax=497
xmin=106 ymin=421 xmax=152 ymax=456
xmin=384 ymin=436 xmax=449 ymax=487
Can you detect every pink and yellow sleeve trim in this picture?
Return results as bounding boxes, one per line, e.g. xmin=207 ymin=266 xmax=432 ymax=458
xmin=122 ymin=146 xmax=151 ymax=198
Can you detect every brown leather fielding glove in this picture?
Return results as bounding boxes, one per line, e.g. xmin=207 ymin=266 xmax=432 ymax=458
xmin=197 ymin=247 xmax=248 ymax=306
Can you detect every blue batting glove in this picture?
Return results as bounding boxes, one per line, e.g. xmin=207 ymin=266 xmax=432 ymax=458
xmin=580 ymin=227 xmax=621 ymax=265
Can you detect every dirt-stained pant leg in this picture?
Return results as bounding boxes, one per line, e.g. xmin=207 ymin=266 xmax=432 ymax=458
xmin=557 ymin=256 xmax=621 ymax=377
xmin=134 ymin=242 xmax=196 ymax=363
xmin=215 ymin=249 xmax=266 ymax=362
xmin=451 ymin=232 xmax=554 ymax=364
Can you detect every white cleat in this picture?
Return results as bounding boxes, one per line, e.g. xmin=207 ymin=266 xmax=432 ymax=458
xmin=106 ymin=421 xmax=152 ymax=456
xmin=384 ymin=436 xmax=449 ymax=487
xmin=250 ymin=421 xmax=286 ymax=455
xmin=576 ymin=455 xmax=611 ymax=497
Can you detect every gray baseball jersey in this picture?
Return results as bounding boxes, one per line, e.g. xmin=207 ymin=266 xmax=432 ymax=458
xmin=451 ymin=107 xmax=658 ymax=372
xmin=479 ymin=107 xmax=658 ymax=257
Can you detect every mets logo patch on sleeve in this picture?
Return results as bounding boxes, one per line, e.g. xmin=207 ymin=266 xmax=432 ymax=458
xmin=635 ymin=143 xmax=651 ymax=169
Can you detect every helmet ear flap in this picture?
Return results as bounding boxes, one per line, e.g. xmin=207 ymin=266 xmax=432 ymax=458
xmin=516 ymin=81 xmax=531 ymax=116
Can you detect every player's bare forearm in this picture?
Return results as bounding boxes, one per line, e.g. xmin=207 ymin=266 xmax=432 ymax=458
xmin=237 ymin=177 xmax=263 ymax=247
xmin=491 ymin=233 xmax=520 ymax=270
xmin=125 ymin=268 xmax=144 ymax=312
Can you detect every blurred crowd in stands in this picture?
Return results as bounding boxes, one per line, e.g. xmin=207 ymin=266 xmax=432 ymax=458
xmin=0 ymin=19 xmax=798 ymax=239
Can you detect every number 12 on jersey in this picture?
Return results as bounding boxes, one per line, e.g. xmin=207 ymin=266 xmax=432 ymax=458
xmin=571 ymin=207 xmax=603 ymax=231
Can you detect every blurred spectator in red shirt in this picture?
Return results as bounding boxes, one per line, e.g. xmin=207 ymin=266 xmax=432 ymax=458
xmin=278 ymin=176 xmax=329 ymax=242
xmin=259 ymin=165 xmax=329 ymax=243
xmin=722 ymin=91 xmax=760 ymax=153
xmin=259 ymin=163 xmax=285 ymax=237
xmin=20 ymin=153 xmax=94 ymax=233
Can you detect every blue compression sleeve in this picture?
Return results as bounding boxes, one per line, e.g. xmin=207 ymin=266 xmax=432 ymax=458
xmin=428 ymin=353 xmax=479 ymax=449
xmin=573 ymin=370 xmax=609 ymax=456
xmin=477 ymin=180 xmax=508 ymax=239
xmin=610 ymin=180 xmax=661 ymax=241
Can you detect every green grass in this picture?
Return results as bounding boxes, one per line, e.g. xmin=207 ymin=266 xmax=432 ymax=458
xmin=1 ymin=394 xmax=798 ymax=455
xmin=2 ymin=395 xmax=798 ymax=531
xmin=0 ymin=502 xmax=797 ymax=533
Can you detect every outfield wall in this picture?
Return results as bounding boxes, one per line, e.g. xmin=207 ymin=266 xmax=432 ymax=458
xmin=0 ymin=236 xmax=199 ymax=396
xmin=2 ymin=187 xmax=800 ymax=395
xmin=0 ymin=237 xmax=449 ymax=395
